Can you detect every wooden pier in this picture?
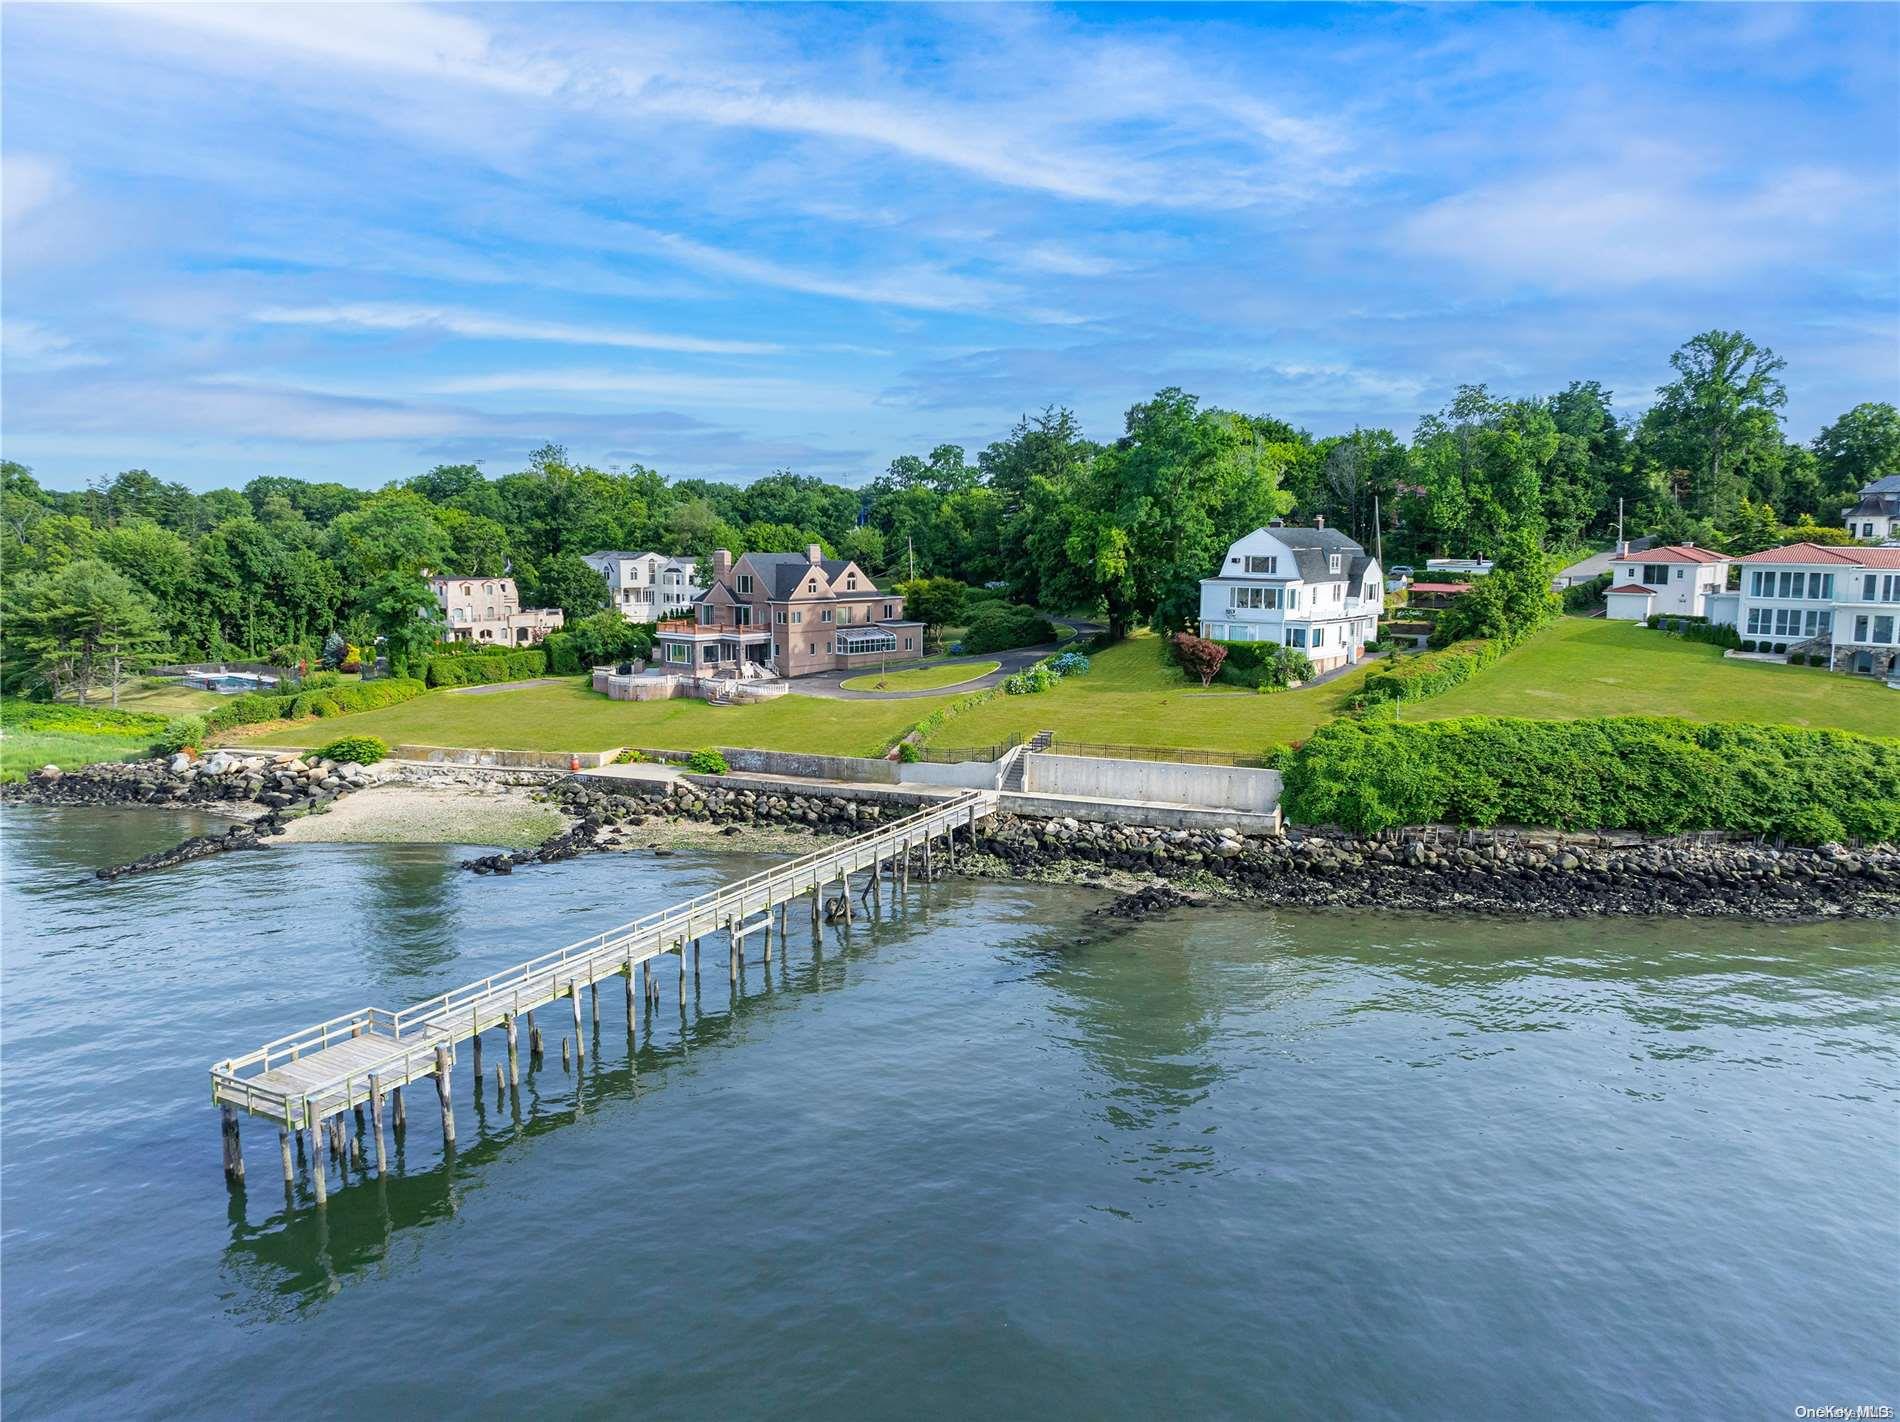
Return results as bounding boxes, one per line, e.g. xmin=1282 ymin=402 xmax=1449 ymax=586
xmin=210 ymin=789 xmax=994 ymax=1202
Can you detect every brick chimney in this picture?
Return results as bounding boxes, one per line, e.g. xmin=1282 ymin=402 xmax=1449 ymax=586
xmin=712 ymin=548 xmax=732 ymax=580
xmin=807 ymin=543 xmax=823 ymax=564
xmin=1315 ymin=514 xmax=1326 ymax=529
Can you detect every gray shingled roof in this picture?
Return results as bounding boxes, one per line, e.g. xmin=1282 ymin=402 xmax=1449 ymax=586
xmin=1261 ymin=526 xmax=1371 ymax=582
xmin=738 ymin=551 xmax=857 ymax=599
xmin=1864 ymin=475 xmax=1900 ymax=496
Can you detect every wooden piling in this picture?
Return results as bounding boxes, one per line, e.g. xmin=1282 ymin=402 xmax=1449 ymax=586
xmin=495 ymin=1064 xmax=504 ymax=1096
xmin=763 ymin=906 xmax=774 ymax=962
xmin=570 ymin=982 xmax=585 ymax=1062
xmin=278 ymin=1125 xmax=295 ymax=1187
xmin=472 ymin=1028 xmax=483 ymax=1082
xmin=528 ymin=1010 xmax=543 ymax=1056
xmin=677 ymin=940 xmax=687 ymax=990
xmin=923 ymin=834 xmax=932 ymax=880
xmin=370 ymin=1081 xmax=387 ymax=1173
xmin=353 ymin=1102 xmax=366 ymax=1133
xmin=811 ymin=884 xmax=821 ymax=928
xmin=308 ymin=1106 xmax=327 ymax=1206
xmin=625 ymin=955 xmax=637 ymax=1015
xmin=220 ymin=1104 xmax=244 ymax=1185
xmin=590 ymin=978 xmax=600 ymax=1030
xmin=561 ymin=1037 xmax=571 ymax=1070
xmin=393 ymin=1084 xmax=406 ymax=1132
xmin=505 ymin=1012 xmax=520 ymax=1086
xmin=841 ymin=869 xmax=853 ymax=923
xmin=434 ymin=1044 xmax=455 ymax=1147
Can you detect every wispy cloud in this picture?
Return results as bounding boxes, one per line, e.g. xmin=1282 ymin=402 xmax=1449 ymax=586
xmin=251 ymin=302 xmax=781 ymax=355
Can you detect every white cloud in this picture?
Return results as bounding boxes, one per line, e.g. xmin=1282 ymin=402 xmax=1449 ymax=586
xmin=1 ymin=155 xmax=66 ymax=231
xmin=420 ymin=367 xmax=868 ymax=412
xmin=1 ymin=318 xmax=108 ymax=371
xmin=250 ymin=302 xmax=780 ymax=355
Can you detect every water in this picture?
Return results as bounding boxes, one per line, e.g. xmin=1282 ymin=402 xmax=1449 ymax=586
xmin=3 ymin=808 xmax=1896 ymax=1418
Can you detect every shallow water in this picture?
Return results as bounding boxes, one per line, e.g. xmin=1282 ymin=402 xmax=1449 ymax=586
xmin=2 ymin=807 xmax=1896 ymax=1418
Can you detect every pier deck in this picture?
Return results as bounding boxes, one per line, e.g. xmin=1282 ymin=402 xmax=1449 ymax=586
xmin=210 ymin=790 xmax=994 ymax=1196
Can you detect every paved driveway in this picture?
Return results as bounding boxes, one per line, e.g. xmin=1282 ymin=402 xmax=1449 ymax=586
xmin=790 ymin=619 xmax=1097 ymax=699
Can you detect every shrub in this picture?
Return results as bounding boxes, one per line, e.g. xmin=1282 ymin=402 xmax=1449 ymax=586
xmin=1047 ymin=651 xmax=1091 ymax=677
xmin=1809 ymin=654 xmax=1828 ymax=668
xmin=1658 ymin=622 xmax=1742 ymax=652
xmin=1003 ymin=664 xmax=1058 ymax=695
xmin=1356 ymin=638 xmax=1504 ymax=707
xmin=153 ymin=715 xmax=207 ymax=755
xmin=612 ymin=747 xmax=647 ymax=764
xmin=897 ymin=741 xmax=920 ymax=763
xmin=301 ymin=669 xmax=343 ymax=690
xmin=1563 ymin=573 xmax=1613 ymax=612
xmin=424 ymin=649 xmax=546 ymax=687
xmin=314 ymin=734 xmax=388 ymax=764
xmin=320 ymin=632 xmax=349 ymax=669
xmin=962 ymin=602 xmax=1056 ymax=655
xmin=686 ymin=747 xmax=728 ymax=775
xmin=1215 ymin=641 xmax=1313 ymax=691
xmin=1280 ymin=715 xmax=1900 ymax=844
xmin=1170 ymin=631 xmax=1228 ymax=687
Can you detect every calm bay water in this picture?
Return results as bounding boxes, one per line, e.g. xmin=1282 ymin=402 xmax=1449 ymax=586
xmin=2 ymin=806 xmax=1896 ymax=1418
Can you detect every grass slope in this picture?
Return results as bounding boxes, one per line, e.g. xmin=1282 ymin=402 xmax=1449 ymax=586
xmin=1 ymin=729 xmax=154 ymax=781
xmin=840 ymin=660 xmax=1001 ymax=692
xmin=248 ymin=678 xmax=950 ymax=759
xmin=927 ymin=631 xmax=1377 ymax=754
xmin=1405 ymin=618 xmax=1900 ymax=738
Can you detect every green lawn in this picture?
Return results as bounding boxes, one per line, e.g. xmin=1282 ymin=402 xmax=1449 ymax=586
xmin=1405 ymin=617 xmax=1900 ymax=738
xmin=85 ymin=680 xmax=228 ymax=716
xmin=247 ymin=678 xmax=954 ymax=759
xmin=926 ymin=631 xmax=1378 ymax=754
xmin=1 ymin=729 xmax=154 ymax=782
xmin=840 ymin=660 xmax=1000 ymax=692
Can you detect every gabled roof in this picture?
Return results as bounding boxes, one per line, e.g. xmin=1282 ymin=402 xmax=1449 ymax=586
xmin=1738 ymin=542 xmax=1900 ymax=567
xmin=1862 ymin=475 xmax=1900 ymax=496
xmin=1408 ymin=581 xmax=1472 ymax=595
xmin=1604 ymin=584 xmax=1657 ymax=596
xmin=734 ymin=551 xmax=862 ymax=599
xmin=1610 ymin=544 xmax=1728 ymax=565
xmin=1225 ymin=525 xmax=1371 ymax=583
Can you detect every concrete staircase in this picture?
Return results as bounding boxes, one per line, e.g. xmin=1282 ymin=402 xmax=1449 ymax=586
xmin=1001 ymin=731 xmax=1052 ymax=792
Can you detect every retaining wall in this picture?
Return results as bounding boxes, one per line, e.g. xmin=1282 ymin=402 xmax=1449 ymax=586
xmin=1022 ymin=753 xmax=1283 ymax=815
xmin=1000 ymin=791 xmax=1281 ymax=834
xmin=394 ymin=744 xmax=619 ymax=770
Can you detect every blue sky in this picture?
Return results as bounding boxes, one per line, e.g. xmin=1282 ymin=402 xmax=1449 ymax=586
xmin=3 ymin=2 xmax=1896 ymax=492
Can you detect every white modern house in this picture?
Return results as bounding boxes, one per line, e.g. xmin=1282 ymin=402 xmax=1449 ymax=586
xmin=581 ymin=551 xmax=701 ymax=621
xmin=1842 ymin=475 xmax=1900 ymax=543
xmin=1603 ymin=544 xmax=1733 ymax=621
xmin=1197 ymin=520 xmax=1383 ymax=674
xmin=1727 ymin=542 xmax=1900 ymax=677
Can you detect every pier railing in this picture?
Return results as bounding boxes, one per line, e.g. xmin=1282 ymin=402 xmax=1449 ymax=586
xmin=211 ymin=789 xmax=994 ymax=1126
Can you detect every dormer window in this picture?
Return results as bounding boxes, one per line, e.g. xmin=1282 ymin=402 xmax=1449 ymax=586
xmin=1328 ymin=554 xmax=1341 ymax=573
xmin=1245 ymin=555 xmax=1276 ymax=574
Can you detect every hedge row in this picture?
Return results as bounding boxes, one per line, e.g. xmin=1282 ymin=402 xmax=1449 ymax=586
xmin=1280 ymin=714 xmax=1900 ymax=844
xmin=961 ymin=603 xmax=1056 ymax=655
xmin=203 ymin=677 xmax=426 ymax=732
xmin=1356 ymin=638 xmax=1505 ymax=705
xmin=424 ymin=650 xmax=547 ymax=687
xmin=0 ymin=699 xmax=167 ymax=735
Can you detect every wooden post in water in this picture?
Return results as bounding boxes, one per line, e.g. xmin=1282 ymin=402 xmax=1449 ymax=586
xmin=505 ymin=1012 xmax=520 ymax=1086
xmin=590 ymin=979 xmax=600 ymax=1031
xmin=434 ymin=1044 xmax=455 ymax=1147
xmin=763 ymin=903 xmax=774 ymax=962
xmin=840 ymin=869 xmax=853 ymax=923
xmin=561 ymin=1037 xmax=571 ymax=1070
xmin=393 ymin=1084 xmax=406 ymax=1132
xmin=693 ymin=936 xmax=702 ymax=972
xmin=570 ymin=982 xmax=585 ymax=1062
xmin=308 ymin=1104 xmax=327 ymax=1206
xmin=528 ymin=1011 xmax=543 ymax=1057
xmin=811 ymin=882 xmax=821 ymax=929
xmin=624 ymin=954 xmax=637 ymax=1016
xmin=923 ymin=832 xmax=932 ymax=882
xmin=220 ymin=1104 xmax=244 ymax=1186
xmin=677 ymin=939 xmax=687 ymax=992
xmin=278 ymin=1125 xmax=295 ymax=1189
xmin=472 ymin=1028 xmax=483 ymax=1085
xmin=947 ymin=822 xmax=956 ymax=869
xmin=370 ymin=1079 xmax=387 ymax=1173
xmin=870 ymin=851 xmax=881 ymax=915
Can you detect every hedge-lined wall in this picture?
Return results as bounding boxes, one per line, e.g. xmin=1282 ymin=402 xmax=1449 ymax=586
xmin=203 ymin=677 xmax=426 ymax=732
xmin=1356 ymin=638 xmax=1505 ymax=705
xmin=424 ymin=650 xmax=547 ymax=687
xmin=1281 ymin=714 xmax=1900 ymax=844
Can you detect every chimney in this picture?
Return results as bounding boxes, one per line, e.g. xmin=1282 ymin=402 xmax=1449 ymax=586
xmin=807 ymin=543 xmax=823 ymax=564
xmin=1617 ymin=540 xmax=1629 ymax=557
xmin=1268 ymin=517 xmax=1285 ymax=528
xmin=1315 ymin=514 xmax=1326 ymax=529
xmin=712 ymin=548 xmax=732 ymax=580
xmin=1683 ymin=540 xmax=1694 ymax=549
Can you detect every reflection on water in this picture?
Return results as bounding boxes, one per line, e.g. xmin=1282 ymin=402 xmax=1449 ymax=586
xmin=4 ymin=807 xmax=1896 ymax=1419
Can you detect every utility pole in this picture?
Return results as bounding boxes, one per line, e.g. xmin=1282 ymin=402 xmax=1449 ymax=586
xmin=907 ymin=536 xmax=915 ymax=582
xmin=1617 ymin=497 xmax=1625 ymax=555
xmin=1373 ymin=494 xmax=1384 ymax=571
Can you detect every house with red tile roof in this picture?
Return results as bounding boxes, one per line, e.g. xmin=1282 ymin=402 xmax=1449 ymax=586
xmin=1732 ymin=542 xmax=1900 ymax=677
xmin=1603 ymin=544 xmax=1732 ymax=622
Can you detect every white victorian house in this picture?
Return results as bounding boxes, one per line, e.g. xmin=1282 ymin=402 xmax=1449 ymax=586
xmin=1197 ymin=520 xmax=1383 ymax=674
xmin=581 ymin=551 xmax=701 ymax=621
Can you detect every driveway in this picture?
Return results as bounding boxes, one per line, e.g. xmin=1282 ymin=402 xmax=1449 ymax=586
xmin=1557 ymin=538 xmax=1653 ymax=586
xmin=790 ymin=619 xmax=1098 ymax=699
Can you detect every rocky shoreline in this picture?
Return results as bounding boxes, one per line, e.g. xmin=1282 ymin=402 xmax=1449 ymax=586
xmin=3 ymin=753 xmax=381 ymax=877
xmin=8 ymin=762 xmax=1897 ymax=918
xmin=509 ymin=777 xmax=1900 ymax=921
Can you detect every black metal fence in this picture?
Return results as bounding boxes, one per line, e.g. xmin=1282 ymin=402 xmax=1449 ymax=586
xmin=1047 ymin=736 xmax=1273 ymax=769
xmin=911 ymin=732 xmax=1024 ymax=764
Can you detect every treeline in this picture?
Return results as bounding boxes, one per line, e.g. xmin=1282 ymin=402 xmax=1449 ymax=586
xmin=2 ymin=330 xmax=1894 ymax=688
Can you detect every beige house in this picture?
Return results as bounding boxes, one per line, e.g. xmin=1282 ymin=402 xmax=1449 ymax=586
xmin=654 ymin=546 xmax=922 ymax=678
xmin=428 ymin=574 xmax=565 ymax=645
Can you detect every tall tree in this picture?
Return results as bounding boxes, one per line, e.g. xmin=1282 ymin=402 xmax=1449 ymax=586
xmin=1639 ymin=331 xmax=1787 ymax=524
xmin=1812 ymin=402 xmax=1900 ymax=513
